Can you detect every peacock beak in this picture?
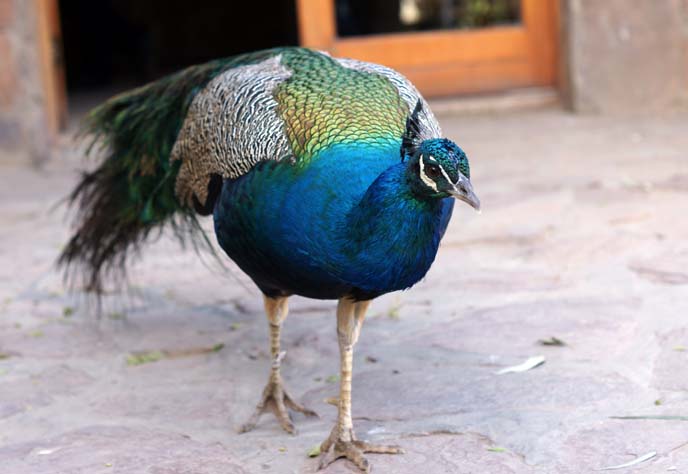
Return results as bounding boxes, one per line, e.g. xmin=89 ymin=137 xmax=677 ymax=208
xmin=449 ymin=175 xmax=480 ymax=211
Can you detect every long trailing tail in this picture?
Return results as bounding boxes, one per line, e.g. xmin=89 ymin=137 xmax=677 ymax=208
xmin=58 ymin=59 xmax=235 ymax=293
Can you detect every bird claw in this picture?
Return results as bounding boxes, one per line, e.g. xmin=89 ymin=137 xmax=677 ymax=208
xmin=317 ymin=427 xmax=403 ymax=472
xmin=238 ymin=376 xmax=318 ymax=434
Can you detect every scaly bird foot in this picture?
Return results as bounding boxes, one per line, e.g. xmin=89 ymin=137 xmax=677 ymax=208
xmin=318 ymin=426 xmax=404 ymax=472
xmin=239 ymin=375 xmax=318 ymax=434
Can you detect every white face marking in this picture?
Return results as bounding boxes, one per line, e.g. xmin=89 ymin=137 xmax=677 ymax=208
xmin=427 ymin=154 xmax=459 ymax=186
xmin=419 ymin=155 xmax=439 ymax=192
xmin=438 ymin=162 xmax=456 ymax=185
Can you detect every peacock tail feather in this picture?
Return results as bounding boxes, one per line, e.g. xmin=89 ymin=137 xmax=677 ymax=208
xmin=59 ymin=49 xmax=284 ymax=292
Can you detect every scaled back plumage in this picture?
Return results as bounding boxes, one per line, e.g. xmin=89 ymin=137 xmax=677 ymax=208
xmin=171 ymin=48 xmax=441 ymax=207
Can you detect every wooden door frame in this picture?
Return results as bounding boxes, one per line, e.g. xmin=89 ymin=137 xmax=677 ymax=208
xmin=35 ymin=0 xmax=67 ymax=134
xmin=296 ymin=0 xmax=559 ymax=97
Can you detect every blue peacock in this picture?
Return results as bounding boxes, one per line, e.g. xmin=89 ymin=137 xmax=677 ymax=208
xmin=59 ymin=47 xmax=479 ymax=472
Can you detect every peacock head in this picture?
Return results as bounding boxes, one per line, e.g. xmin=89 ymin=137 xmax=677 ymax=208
xmin=401 ymin=104 xmax=480 ymax=211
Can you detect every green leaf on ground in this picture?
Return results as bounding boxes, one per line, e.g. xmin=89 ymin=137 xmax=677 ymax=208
xmin=62 ymin=306 xmax=74 ymax=317
xmin=387 ymin=306 xmax=401 ymax=319
xmin=212 ymin=343 xmax=225 ymax=352
xmin=673 ymin=345 xmax=686 ymax=352
xmin=28 ymin=330 xmax=44 ymax=338
xmin=307 ymin=444 xmax=321 ymax=457
xmin=487 ymin=447 xmax=506 ymax=453
xmin=325 ymin=374 xmax=339 ymax=383
xmin=126 ymin=350 xmax=164 ymax=366
xmin=230 ymin=322 xmax=242 ymax=331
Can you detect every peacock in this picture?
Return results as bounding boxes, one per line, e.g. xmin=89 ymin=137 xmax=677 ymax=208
xmin=59 ymin=47 xmax=479 ymax=472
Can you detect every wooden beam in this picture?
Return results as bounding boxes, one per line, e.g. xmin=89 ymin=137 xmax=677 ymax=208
xmin=521 ymin=0 xmax=560 ymax=86
xmin=295 ymin=0 xmax=336 ymax=50
xmin=34 ymin=0 xmax=66 ymax=133
xmin=333 ymin=27 xmax=530 ymax=68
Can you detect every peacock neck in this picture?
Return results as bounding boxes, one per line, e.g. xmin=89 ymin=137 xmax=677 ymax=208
xmin=340 ymin=162 xmax=452 ymax=295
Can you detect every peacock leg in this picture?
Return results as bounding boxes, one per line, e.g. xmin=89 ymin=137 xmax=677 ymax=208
xmin=318 ymin=298 xmax=403 ymax=472
xmin=239 ymin=295 xmax=318 ymax=434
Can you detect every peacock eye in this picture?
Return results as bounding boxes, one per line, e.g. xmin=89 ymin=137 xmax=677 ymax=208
xmin=426 ymin=165 xmax=441 ymax=179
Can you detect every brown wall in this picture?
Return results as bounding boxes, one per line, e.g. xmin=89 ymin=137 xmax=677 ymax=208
xmin=562 ymin=0 xmax=688 ymax=113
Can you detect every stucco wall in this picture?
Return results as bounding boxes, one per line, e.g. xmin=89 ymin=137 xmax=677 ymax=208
xmin=0 ymin=0 xmax=49 ymax=162
xmin=563 ymin=0 xmax=688 ymax=113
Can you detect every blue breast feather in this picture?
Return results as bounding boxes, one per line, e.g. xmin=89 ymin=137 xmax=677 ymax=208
xmin=213 ymin=140 xmax=454 ymax=300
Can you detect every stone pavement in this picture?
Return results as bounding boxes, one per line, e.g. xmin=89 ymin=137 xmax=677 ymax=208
xmin=1 ymin=107 xmax=688 ymax=473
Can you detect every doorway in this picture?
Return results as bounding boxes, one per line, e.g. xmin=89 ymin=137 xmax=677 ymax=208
xmin=39 ymin=0 xmax=299 ymax=133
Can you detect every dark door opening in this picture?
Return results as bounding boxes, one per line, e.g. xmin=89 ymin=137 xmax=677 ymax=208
xmin=58 ymin=0 xmax=298 ymax=124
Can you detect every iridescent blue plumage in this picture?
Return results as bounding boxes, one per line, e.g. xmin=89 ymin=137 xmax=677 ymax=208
xmin=214 ymin=139 xmax=457 ymax=300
